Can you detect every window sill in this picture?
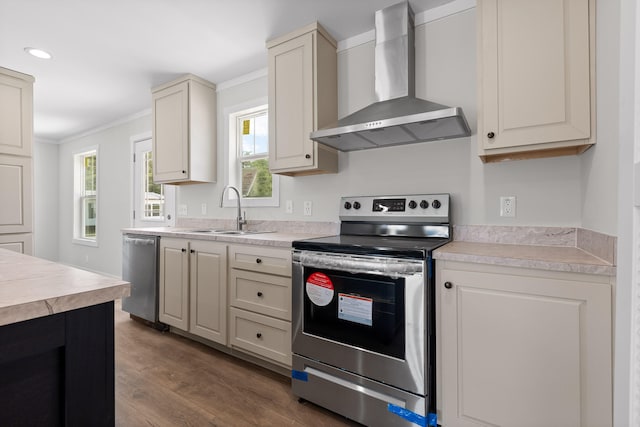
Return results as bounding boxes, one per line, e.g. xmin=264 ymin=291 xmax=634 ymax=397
xmin=73 ymin=238 xmax=98 ymax=247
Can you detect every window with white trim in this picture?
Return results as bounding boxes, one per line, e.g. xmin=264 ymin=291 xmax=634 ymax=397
xmin=225 ymin=103 xmax=278 ymax=207
xmin=73 ymin=148 xmax=98 ymax=245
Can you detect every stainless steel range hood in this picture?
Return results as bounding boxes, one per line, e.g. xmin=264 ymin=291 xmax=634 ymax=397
xmin=310 ymin=1 xmax=471 ymax=151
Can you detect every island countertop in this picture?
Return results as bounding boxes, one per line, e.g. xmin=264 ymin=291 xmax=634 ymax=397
xmin=0 ymin=249 xmax=130 ymax=326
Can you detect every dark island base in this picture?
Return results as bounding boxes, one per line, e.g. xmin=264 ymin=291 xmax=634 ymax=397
xmin=0 ymin=301 xmax=115 ymax=426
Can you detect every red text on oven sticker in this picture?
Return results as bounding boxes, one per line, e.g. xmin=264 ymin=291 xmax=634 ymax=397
xmin=306 ymin=272 xmax=334 ymax=307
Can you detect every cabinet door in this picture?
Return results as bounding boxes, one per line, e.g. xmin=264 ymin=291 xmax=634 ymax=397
xmin=189 ymin=240 xmax=227 ymax=345
xmin=0 ymin=233 xmax=33 ymax=255
xmin=229 ymin=269 xmax=291 ymax=321
xmin=228 ymin=245 xmax=291 ymax=276
xmin=268 ymin=32 xmax=315 ymax=171
xmin=0 ymin=71 xmax=33 ymax=157
xmin=158 ymin=238 xmax=189 ymax=329
xmin=152 ymin=81 xmax=189 ymax=183
xmin=478 ymin=0 xmax=591 ymax=154
xmin=439 ymin=267 xmax=611 ymax=427
xmin=0 ymin=155 xmax=32 ymax=233
xmin=229 ymin=307 xmax=292 ymax=367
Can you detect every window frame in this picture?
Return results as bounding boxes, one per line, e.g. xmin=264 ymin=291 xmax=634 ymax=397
xmin=223 ymin=98 xmax=279 ymax=208
xmin=72 ymin=146 xmax=99 ymax=247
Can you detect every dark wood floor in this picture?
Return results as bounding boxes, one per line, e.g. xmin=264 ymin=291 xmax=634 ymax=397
xmin=114 ymin=303 xmax=358 ymax=426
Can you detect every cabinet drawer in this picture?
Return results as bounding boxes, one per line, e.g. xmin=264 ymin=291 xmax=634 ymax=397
xmin=230 ymin=269 xmax=291 ymax=321
xmin=229 ymin=307 xmax=291 ymax=367
xmin=228 ymin=245 xmax=291 ymax=276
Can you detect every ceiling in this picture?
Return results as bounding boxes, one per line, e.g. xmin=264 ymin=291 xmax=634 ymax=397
xmin=0 ymin=0 xmax=453 ymax=141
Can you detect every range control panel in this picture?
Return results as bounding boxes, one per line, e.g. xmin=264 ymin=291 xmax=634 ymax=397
xmin=339 ymin=194 xmax=450 ymax=222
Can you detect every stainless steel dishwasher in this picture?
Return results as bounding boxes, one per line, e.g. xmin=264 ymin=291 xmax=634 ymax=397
xmin=122 ymin=234 xmax=166 ymax=329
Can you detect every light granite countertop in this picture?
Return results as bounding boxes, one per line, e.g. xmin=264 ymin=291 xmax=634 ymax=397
xmin=121 ymin=226 xmax=331 ymax=248
xmin=0 ymin=249 xmax=131 ymax=326
xmin=434 ymin=227 xmax=616 ymax=277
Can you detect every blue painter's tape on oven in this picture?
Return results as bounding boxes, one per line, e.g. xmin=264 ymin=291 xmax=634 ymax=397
xmin=291 ymin=370 xmax=308 ymax=381
xmin=427 ymin=413 xmax=438 ymax=426
xmin=387 ymin=404 xmax=430 ymax=426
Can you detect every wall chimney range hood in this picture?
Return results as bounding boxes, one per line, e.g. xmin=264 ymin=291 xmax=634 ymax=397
xmin=310 ymin=1 xmax=471 ymax=151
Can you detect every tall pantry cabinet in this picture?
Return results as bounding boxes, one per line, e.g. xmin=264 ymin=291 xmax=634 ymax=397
xmin=0 ymin=67 xmax=34 ymax=254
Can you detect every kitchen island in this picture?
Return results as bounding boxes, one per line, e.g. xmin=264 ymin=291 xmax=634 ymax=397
xmin=0 ymin=249 xmax=130 ymax=426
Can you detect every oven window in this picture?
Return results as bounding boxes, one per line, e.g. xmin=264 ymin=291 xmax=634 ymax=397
xmin=303 ymin=268 xmax=405 ymax=360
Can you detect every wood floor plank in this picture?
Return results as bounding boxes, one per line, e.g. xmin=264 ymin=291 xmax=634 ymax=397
xmin=114 ymin=303 xmax=358 ymax=426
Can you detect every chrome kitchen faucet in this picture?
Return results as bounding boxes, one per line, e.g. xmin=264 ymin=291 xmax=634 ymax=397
xmin=220 ymin=185 xmax=246 ymax=231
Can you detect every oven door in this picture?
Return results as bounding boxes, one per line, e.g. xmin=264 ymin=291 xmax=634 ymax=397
xmin=292 ymin=250 xmax=427 ymax=395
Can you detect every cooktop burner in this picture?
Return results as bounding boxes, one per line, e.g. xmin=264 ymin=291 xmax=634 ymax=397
xmin=293 ymin=193 xmax=452 ymax=259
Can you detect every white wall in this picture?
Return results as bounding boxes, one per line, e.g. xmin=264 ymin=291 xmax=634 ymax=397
xmin=33 ymin=140 xmax=59 ymax=261
xmin=43 ymin=3 xmax=620 ymax=276
xmin=179 ymin=8 xmax=585 ymax=229
xmin=56 ymin=115 xmax=150 ymax=276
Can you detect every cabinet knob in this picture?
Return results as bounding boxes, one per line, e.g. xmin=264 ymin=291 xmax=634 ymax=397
xmin=257 ymin=291 xmax=263 ymax=297
xmin=444 ymin=281 xmax=453 ymax=289
xmin=181 ymin=248 xmax=186 ymax=253
xmin=182 ymin=170 xmax=186 ymax=174
xmin=256 ymin=332 xmax=262 ymax=339
xmin=305 ymin=154 xmax=311 ymax=159
xmin=190 ymin=249 xmax=195 ymax=253
xmin=256 ymin=258 xmax=262 ymax=264
xmin=487 ymin=132 xmax=495 ymax=139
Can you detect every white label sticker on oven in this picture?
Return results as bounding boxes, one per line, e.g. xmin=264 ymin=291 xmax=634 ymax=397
xmin=338 ymin=293 xmax=373 ymax=326
xmin=306 ymin=272 xmax=334 ymax=306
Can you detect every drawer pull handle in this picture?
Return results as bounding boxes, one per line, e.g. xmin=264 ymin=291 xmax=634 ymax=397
xmin=444 ymin=281 xmax=453 ymax=289
xmin=256 ymin=258 xmax=262 ymax=264
xmin=257 ymin=291 xmax=263 ymax=297
xmin=256 ymin=332 xmax=262 ymax=339
xmin=181 ymin=248 xmax=186 ymax=253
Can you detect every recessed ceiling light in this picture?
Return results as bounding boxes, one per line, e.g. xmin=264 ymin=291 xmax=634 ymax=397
xmin=24 ymin=47 xmax=53 ymax=59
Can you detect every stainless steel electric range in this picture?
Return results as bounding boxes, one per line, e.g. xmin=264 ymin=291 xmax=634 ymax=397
xmin=291 ymin=193 xmax=451 ymax=427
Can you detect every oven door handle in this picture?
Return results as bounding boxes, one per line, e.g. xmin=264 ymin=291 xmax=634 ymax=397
xmin=293 ymin=251 xmax=424 ymax=276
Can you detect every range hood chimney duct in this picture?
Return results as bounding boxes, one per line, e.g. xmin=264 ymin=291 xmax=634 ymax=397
xmin=310 ymin=1 xmax=471 ymax=151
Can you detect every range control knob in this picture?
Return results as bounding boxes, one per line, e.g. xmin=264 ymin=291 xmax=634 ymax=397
xmin=344 ymin=201 xmax=352 ymax=210
xmin=420 ymin=200 xmax=429 ymax=209
xmin=353 ymin=201 xmax=361 ymax=210
xmin=432 ymin=200 xmax=442 ymax=209
xmin=408 ymin=200 xmax=417 ymax=209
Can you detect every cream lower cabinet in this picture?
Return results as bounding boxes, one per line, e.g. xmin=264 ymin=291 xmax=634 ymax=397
xmin=228 ymin=245 xmax=292 ymax=367
xmin=477 ymin=0 xmax=594 ymax=162
xmin=159 ymin=238 xmax=227 ymax=345
xmin=436 ymin=261 xmax=612 ymax=427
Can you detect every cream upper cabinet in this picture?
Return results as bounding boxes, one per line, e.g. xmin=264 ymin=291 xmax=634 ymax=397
xmin=0 ymin=155 xmax=32 ymax=235
xmin=0 ymin=67 xmax=33 ymax=254
xmin=267 ymin=22 xmax=338 ymax=176
xmin=477 ymin=0 xmax=594 ymax=162
xmin=436 ymin=261 xmax=612 ymax=427
xmin=0 ymin=68 xmax=33 ymax=157
xmin=152 ymin=74 xmax=216 ymax=184
xmin=159 ymin=238 xmax=228 ymax=345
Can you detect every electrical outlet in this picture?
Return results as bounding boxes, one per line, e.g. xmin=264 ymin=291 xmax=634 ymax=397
xmin=178 ymin=204 xmax=188 ymax=216
xmin=201 ymin=203 xmax=207 ymax=215
xmin=286 ymin=200 xmax=293 ymax=214
xmin=500 ymin=196 xmax=516 ymax=217
xmin=303 ymin=201 xmax=312 ymax=216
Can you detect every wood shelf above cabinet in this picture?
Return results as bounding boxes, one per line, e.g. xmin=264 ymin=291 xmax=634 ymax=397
xmin=477 ymin=0 xmax=595 ymax=163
